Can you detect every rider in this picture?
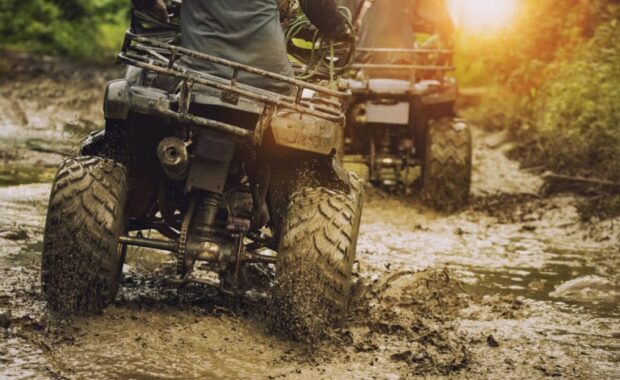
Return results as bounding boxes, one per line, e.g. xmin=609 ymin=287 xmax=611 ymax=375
xmin=339 ymin=0 xmax=454 ymax=65
xmin=132 ymin=0 xmax=352 ymax=93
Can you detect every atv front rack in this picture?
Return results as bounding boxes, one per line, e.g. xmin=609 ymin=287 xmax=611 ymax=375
xmin=118 ymin=34 xmax=348 ymax=143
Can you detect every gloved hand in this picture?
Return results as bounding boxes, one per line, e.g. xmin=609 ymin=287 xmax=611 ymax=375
xmin=151 ymin=0 xmax=169 ymax=23
xmin=133 ymin=0 xmax=169 ymax=23
xmin=332 ymin=22 xmax=354 ymax=42
xmin=299 ymin=0 xmax=353 ymax=42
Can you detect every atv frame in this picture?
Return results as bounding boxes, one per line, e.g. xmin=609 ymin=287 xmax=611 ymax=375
xmin=102 ymin=34 xmax=350 ymax=287
xmin=42 ymin=4 xmax=363 ymax=324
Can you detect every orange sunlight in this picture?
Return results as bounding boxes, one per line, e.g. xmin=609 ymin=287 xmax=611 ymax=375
xmin=448 ymin=0 xmax=519 ymax=32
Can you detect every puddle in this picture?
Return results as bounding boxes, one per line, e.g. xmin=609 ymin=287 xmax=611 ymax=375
xmin=54 ymin=309 xmax=294 ymax=380
xmin=457 ymin=264 xmax=618 ymax=318
xmin=0 ymin=184 xmax=49 ymax=267
xmin=0 ymin=336 xmax=55 ymax=380
xmin=358 ymin=194 xmax=620 ymax=318
xmin=0 ymin=165 xmax=57 ymax=187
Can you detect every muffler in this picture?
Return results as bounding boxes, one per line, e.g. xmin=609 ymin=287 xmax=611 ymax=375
xmin=157 ymin=137 xmax=189 ymax=180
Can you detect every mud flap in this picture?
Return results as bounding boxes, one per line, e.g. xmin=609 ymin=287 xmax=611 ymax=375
xmin=330 ymin=156 xmax=353 ymax=190
xmin=80 ymin=129 xmax=106 ymax=156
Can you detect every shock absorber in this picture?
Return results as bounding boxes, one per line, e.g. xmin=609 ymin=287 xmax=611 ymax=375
xmin=195 ymin=192 xmax=222 ymax=237
xmin=377 ymin=128 xmax=400 ymax=187
xmin=178 ymin=192 xmax=222 ymax=272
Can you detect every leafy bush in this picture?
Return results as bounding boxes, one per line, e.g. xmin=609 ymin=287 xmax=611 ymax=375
xmin=463 ymin=88 xmax=534 ymax=136
xmin=536 ymin=15 xmax=620 ymax=182
xmin=466 ymin=3 xmax=620 ymax=218
xmin=482 ymin=0 xmax=606 ymax=95
xmin=0 ymin=0 xmax=126 ymax=59
xmin=466 ymin=2 xmax=620 ymax=181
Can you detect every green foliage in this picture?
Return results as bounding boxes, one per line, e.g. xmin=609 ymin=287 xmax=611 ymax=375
xmin=0 ymin=0 xmax=127 ymax=60
xmin=464 ymin=1 xmax=620 ymax=185
xmin=536 ymin=13 xmax=620 ymax=182
xmin=463 ymin=88 xmax=534 ymax=135
xmin=452 ymin=34 xmax=495 ymax=88
xmin=455 ymin=0 xmax=611 ymax=92
xmin=483 ymin=0 xmax=603 ymax=94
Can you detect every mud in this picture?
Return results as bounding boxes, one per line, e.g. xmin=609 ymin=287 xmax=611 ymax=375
xmin=1 ymin=54 xmax=619 ymax=379
xmin=0 ymin=52 xmax=122 ymax=175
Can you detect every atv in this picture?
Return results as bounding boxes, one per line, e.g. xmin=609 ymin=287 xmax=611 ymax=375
xmin=343 ymin=41 xmax=472 ymax=211
xmin=40 ymin=4 xmax=363 ymax=330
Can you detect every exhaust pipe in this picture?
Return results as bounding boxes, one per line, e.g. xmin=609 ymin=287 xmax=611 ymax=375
xmin=157 ymin=137 xmax=189 ymax=180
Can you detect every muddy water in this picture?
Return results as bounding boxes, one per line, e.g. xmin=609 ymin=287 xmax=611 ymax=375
xmin=1 ymin=134 xmax=619 ymax=378
xmin=360 ymin=195 xmax=619 ymax=317
xmin=1 ymin=55 xmax=619 ymax=378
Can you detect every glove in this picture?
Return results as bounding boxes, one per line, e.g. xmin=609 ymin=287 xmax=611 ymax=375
xmin=152 ymin=0 xmax=169 ymax=23
xmin=299 ymin=0 xmax=353 ymax=42
xmin=133 ymin=0 xmax=169 ymax=23
xmin=321 ymin=18 xmax=354 ymax=43
xmin=333 ymin=23 xmax=354 ymax=42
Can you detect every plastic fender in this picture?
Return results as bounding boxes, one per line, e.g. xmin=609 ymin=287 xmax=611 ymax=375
xmin=270 ymin=110 xmax=343 ymax=156
xmin=103 ymin=79 xmax=131 ymax=120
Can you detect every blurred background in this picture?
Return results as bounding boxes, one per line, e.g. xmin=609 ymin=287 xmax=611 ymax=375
xmin=448 ymin=0 xmax=620 ymax=218
xmin=0 ymin=0 xmax=619 ymax=216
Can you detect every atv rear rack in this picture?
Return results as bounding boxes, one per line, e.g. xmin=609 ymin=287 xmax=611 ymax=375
xmin=118 ymin=34 xmax=348 ymax=143
xmin=351 ymin=47 xmax=454 ymax=72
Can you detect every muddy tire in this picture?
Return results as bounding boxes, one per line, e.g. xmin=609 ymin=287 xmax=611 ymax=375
xmin=41 ymin=156 xmax=128 ymax=314
xmin=421 ymin=118 xmax=472 ymax=212
xmin=272 ymin=174 xmax=363 ymax=341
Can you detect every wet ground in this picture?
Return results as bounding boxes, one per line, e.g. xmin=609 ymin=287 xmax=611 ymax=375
xmin=1 ymin=53 xmax=619 ymax=379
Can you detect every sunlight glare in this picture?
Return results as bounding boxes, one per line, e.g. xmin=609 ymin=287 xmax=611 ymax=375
xmin=448 ymin=0 xmax=518 ymax=32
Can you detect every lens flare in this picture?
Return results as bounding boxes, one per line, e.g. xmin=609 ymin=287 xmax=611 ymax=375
xmin=448 ymin=0 xmax=518 ymax=32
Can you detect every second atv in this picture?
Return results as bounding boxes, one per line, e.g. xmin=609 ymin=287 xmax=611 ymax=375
xmin=341 ymin=0 xmax=472 ymax=211
xmin=344 ymin=47 xmax=472 ymax=210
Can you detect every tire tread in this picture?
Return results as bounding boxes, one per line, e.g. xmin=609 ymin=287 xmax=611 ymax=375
xmin=41 ymin=156 xmax=128 ymax=314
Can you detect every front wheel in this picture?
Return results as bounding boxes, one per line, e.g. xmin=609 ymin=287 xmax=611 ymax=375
xmin=421 ymin=118 xmax=472 ymax=212
xmin=41 ymin=156 xmax=129 ymax=314
xmin=271 ymin=174 xmax=363 ymax=341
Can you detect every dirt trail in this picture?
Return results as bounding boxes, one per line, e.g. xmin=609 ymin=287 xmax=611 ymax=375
xmin=1 ymin=55 xmax=619 ymax=379
xmin=0 ymin=52 xmax=122 ymax=186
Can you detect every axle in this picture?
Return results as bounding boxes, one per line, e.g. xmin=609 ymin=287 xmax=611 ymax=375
xmin=118 ymin=234 xmax=276 ymax=264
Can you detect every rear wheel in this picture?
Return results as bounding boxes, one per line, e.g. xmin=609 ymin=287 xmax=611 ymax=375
xmin=271 ymin=173 xmax=363 ymax=342
xmin=41 ymin=156 xmax=128 ymax=314
xmin=421 ymin=118 xmax=472 ymax=212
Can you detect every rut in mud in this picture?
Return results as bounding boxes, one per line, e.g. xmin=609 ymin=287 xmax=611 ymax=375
xmin=1 ymin=55 xmax=619 ymax=379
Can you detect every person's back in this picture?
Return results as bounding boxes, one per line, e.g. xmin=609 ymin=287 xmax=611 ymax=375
xmin=341 ymin=0 xmax=416 ymax=51
xmin=134 ymin=0 xmax=350 ymax=94
xmin=181 ymin=0 xmax=293 ymax=94
xmin=339 ymin=0 xmax=454 ymax=66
